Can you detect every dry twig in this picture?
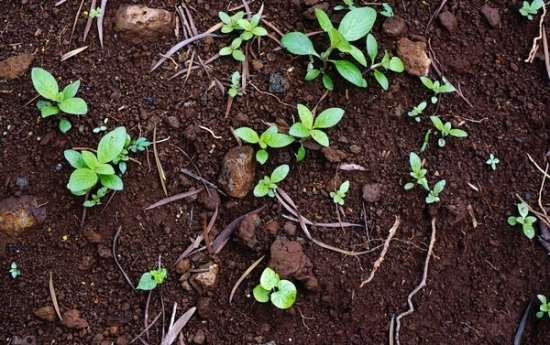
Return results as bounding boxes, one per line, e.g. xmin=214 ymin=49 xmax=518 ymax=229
xmin=113 ymin=226 xmax=137 ymax=292
xmin=153 ymin=124 xmax=168 ymax=196
xmin=526 ymin=3 xmax=548 ymax=63
xmin=229 ymin=256 xmax=265 ymax=304
xmin=49 ymin=272 xmax=63 ymax=321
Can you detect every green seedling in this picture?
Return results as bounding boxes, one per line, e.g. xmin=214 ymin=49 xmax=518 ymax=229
xmin=364 ymin=33 xmax=404 ymax=90
xmin=420 ymin=76 xmax=456 ymax=104
xmin=430 ymin=116 xmax=468 ymax=147
xmin=380 ymin=3 xmax=394 ymax=17
xmin=64 ymin=127 xmax=127 ymax=197
xmin=254 ymin=164 xmax=289 ymax=197
xmin=408 ymin=101 xmax=427 ymax=122
xmin=234 ymin=126 xmax=294 ymax=165
xmin=426 ymin=180 xmax=446 ymax=204
xmin=520 ymin=0 xmax=544 ymax=20
xmin=89 ymin=7 xmax=101 ymax=19
xmin=253 ymin=267 xmax=297 ymax=309
xmin=486 ymin=153 xmax=499 ymax=170
xmin=281 ymin=7 xmax=376 ymax=90
xmin=334 ymin=0 xmax=357 ymax=11
xmin=420 ymin=129 xmax=431 ymax=152
xmin=137 ymin=267 xmax=167 ymax=290
xmin=289 ymin=104 xmax=344 ymax=147
xmin=31 ymin=67 xmax=88 ymax=133
xmin=112 ymin=135 xmax=151 ymax=174
xmin=228 ymin=71 xmax=242 ymax=98
xmin=330 ymin=180 xmax=350 ymax=205
xmin=83 ymin=186 xmax=107 ymax=207
xmin=404 ymin=152 xmax=429 ymax=191
xmin=219 ymin=12 xmax=268 ymax=61
xmin=10 ymin=262 xmax=20 ymax=279
xmin=508 ymin=202 xmax=537 ymax=239
xmin=537 ymin=294 xmax=550 ymax=318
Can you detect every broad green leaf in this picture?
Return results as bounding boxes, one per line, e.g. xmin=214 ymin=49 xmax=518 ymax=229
xmin=271 ymin=280 xmax=297 ymax=309
xmin=219 ymin=47 xmax=232 ymax=56
xmin=314 ymin=107 xmax=344 ymax=128
xmin=329 ymin=28 xmax=352 ymax=52
xmin=380 ymin=52 xmax=391 ymax=69
xmin=40 ymin=105 xmax=60 ymax=118
xmin=240 ymin=31 xmax=253 ymax=41
xmin=254 ymin=182 xmax=270 ymax=197
xmin=311 ymin=129 xmax=329 ymax=146
xmin=305 ymin=68 xmax=321 ymax=81
xmin=31 ymin=67 xmax=59 ymax=100
xmin=151 ymin=268 xmax=167 ymax=283
xmin=389 ymin=57 xmax=405 ymax=72
xmin=339 ymin=7 xmax=377 ymax=41
xmin=518 ymin=202 xmax=529 ymax=218
xmin=507 ymin=216 xmax=518 ymax=226
xmin=62 ymin=80 xmax=80 ymax=99
xmin=267 ymin=133 xmax=295 ymax=148
xmin=271 ymin=164 xmax=290 ymax=183
xmin=374 ymin=70 xmax=389 ymax=90
xmin=260 ymin=267 xmax=279 ymax=290
xmin=433 ymin=180 xmax=446 ymax=194
xmin=449 ymin=129 xmax=468 ymax=138
xmin=443 ymin=122 xmax=452 ymax=134
xmin=97 ymin=127 xmax=127 ymax=164
xmin=256 ymin=149 xmax=268 ymax=165
xmin=95 ymin=163 xmax=115 ymax=175
xmin=288 ymin=123 xmax=310 ymax=138
xmin=322 ymin=74 xmax=334 ymax=90
xmin=253 ymin=285 xmax=271 ymax=302
xmin=252 ymin=27 xmax=268 ymax=36
xmin=366 ymin=34 xmax=378 ymax=63
xmin=250 ymin=13 xmax=261 ymax=27
xmin=430 ymin=116 xmax=444 ymax=131
xmin=409 ymin=152 xmax=422 ymax=172
xmin=68 ymin=168 xmax=97 ymax=192
xmin=221 ymin=25 xmax=233 ymax=33
xmin=438 ymin=83 xmax=456 ymax=93
xmin=231 ymin=37 xmax=243 ymax=49
xmin=315 ymin=8 xmax=333 ymax=32
xmin=349 ymin=45 xmax=367 ymax=66
xmin=83 ymin=200 xmax=97 ymax=207
xmin=340 ymin=180 xmax=350 ymax=193
xmin=296 ymin=145 xmax=306 ymax=162
xmin=236 ymin=19 xmax=252 ymax=32
xmin=331 ymin=60 xmax=366 ymax=88
xmin=524 ymin=225 xmax=535 ymax=239
xmin=54 ymin=92 xmax=65 ymax=103
xmin=404 ymin=182 xmax=415 ymax=190
xmin=59 ymin=97 xmax=88 ymax=115
xmin=81 ymin=150 xmax=99 ymax=170
xmin=420 ymin=76 xmax=434 ymax=90
xmin=64 ymin=150 xmax=87 ymax=169
xmin=297 ymin=104 xmax=314 ymax=129
xmin=234 ymin=127 xmax=260 ymax=144
xmin=219 ymin=12 xmax=231 ymax=25
xmin=137 ymin=272 xmax=157 ymax=290
xmin=232 ymin=49 xmax=246 ymax=61
xmin=100 ymin=174 xmax=123 ymax=190
xmin=58 ymin=118 xmax=72 ymax=133
xmin=281 ymin=32 xmax=319 ymax=57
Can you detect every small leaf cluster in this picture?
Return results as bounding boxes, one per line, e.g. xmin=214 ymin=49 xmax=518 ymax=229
xmin=334 ymin=0 xmax=357 ymax=11
xmin=254 ymin=164 xmax=289 ymax=197
xmin=10 ymin=262 xmax=20 ymax=279
xmin=508 ymin=202 xmax=537 ymax=239
xmin=407 ymin=101 xmax=427 ymax=122
xmin=228 ymin=71 xmax=243 ymax=98
xmin=486 ymin=153 xmax=499 ymax=170
xmin=31 ymin=67 xmax=88 ymax=133
xmin=137 ymin=268 xmax=167 ymax=290
xmin=420 ymin=77 xmax=456 ymax=104
xmin=404 ymin=152 xmax=446 ymax=204
xmin=253 ymin=267 xmax=297 ymax=309
xmin=330 ymin=180 xmax=349 ymax=205
xmin=365 ymin=33 xmax=404 ymax=90
xmin=520 ymin=0 xmax=543 ymax=20
xmin=430 ymin=116 xmax=468 ymax=147
xmin=234 ymin=126 xmax=294 ymax=165
xmin=219 ymin=12 xmax=268 ymax=61
xmin=89 ymin=7 xmax=101 ymax=19
xmin=537 ymin=294 xmax=550 ymax=318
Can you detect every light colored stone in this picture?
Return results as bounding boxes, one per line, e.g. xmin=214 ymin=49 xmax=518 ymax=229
xmin=190 ymin=262 xmax=219 ymax=294
xmin=396 ymin=38 xmax=431 ymax=77
xmin=34 ymin=305 xmax=57 ymax=323
xmin=114 ymin=5 xmax=173 ymax=44
xmin=0 ymin=196 xmax=46 ymax=239
xmin=61 ymin=309 xmax=88 ymax=329
xmin=218 ymin=145 xmax=256 ymax=198
xmin=0 ymin=54 xmax=33 ymax=80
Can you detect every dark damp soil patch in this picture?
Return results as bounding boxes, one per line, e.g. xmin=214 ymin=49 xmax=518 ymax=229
xmin=1 ymin=0 xmax=550 ymax=344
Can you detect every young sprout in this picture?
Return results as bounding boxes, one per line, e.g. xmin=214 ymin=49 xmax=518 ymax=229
xmin=89 ymin=7 xmax=101 ymax=19
xmin=234 ymin=126 xmax=294 ymax=165
xmin=404 ymin=152 xmax=429 ymax=191
xmin=83 ymin=186 xmax=108 ymax=207
xmin=520 ymin=0 xmax=544 ymax=20
xmin=420 ymin=129 xmax=431 ymax=152
xmin=537 ymin=294 xmax=550 ymax=318
xmin=420 ymin=76 xmax=456 ymax=104
xmin=508 ymin=202 xmax=537 ymax=239
xmin=380 ymin=3 xmax=394 ymax=17
xmin=253 ymin=267 xmax=297 ymax=309
xmin=330 ymin=180 xmax=350 ymax=205
xmin=137 ymin=267 xmax=167 ymax=290
xmin=289 ymin=104 xmax=344 ymax=147
xmin=430 ymin=116 xmax=468 ymax=147
xmin=254 ymin=164 xmax=289 ymax=197
xmin=334 ymin=0 xmax=357 ymax=11
xmin=364 ymin=34 xmax=405 ymax=90
xmin=486 ymin=153 xmax=499 ymax=170
xmin=10 ymin=262 xmax=21 ymax=279
xmin=425 ymin=180 xmax=446 ymax=204
xmin=219 ymin=12 xmax=267 ymax=61
xmin=408 ymin=101 xmax=427 ymax=122
xmin=228 ymin=71 xmax=242 ymax=98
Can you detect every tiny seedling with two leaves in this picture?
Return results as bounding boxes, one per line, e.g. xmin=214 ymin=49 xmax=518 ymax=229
xmin=227 ymin=71 xmax=243 ymax=98
xmin=486 ymin=153 xmax=499 ymax=170
xmin=404 ymin=152 xmax=429 ymax=191
xmin=537 ymin=294 xmax=550 ymax=318
xmin=430 ymin=116 xmax=468 ymax=147
xmin=112 ymin=135 xmax=151 ymax=175
xmin=420 ymin=76 xmax=456 ymax=104
xmin=334 ymin=0 xmax=357 ymax=11
xmin=508 ymin=202 xmax=537 ymax=239
xmin=254 ymin=164 xmax=289 ymax=198
xmin=426 ymin=180 xmax=446 ymax=204
xmin=218 ymin=12 xmax=268 ymax=61
xmin=234 ymin=126 xmax=294 ymax=165
xmin=330 ymin=180 xmax=350 ymax=205
xmin=253 ymin=267 xmax=297 ymax=309
xmin=520 ymin=0 xmax=544 ymax=20
xmin=10 ymin=262 xmax=20 ymax=278
xmin=364 ymin=33 xmax=404 ymax=90
xmin=31 ymin=67 xmax=88 ymax=133
xmin=89 ymin=7 xmax=101 ymax=19
xmin=137 ymin=267 xmax=167 ymax=290
xmin=408 ymin=101 xmax=427 ymax=122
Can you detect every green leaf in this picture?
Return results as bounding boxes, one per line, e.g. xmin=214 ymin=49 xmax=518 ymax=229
xmin=289 ymin=123 xmax=310 ymax=138
xmin=524 ymin=225 xmax=535 ymax=239
xmin=252 ymin=27 xmax=268 ymax=36
xmin=256 ymin=149 xmax=268 ymax=165
xmin=62 ymin=80 xmax=80 ymax=99
xmin=366 ymin=34 xmax=378 ymax=63
xmin=518 ymin=202 xmax=529 ymax=218
xmin=315 ymin=8 xmax=333 ymax=32
xmin=296 ymin=145 xmax=306 ymax=162
xmin=314 ymin=107 xmax=344 ymax=128
xmin=349 ymin=45 xmax=367 ymax=66
xmin=253 ymin=285 xmax=271 ymax=302
xmin=449 ymin=129 xmax=468 ymax=138
xmin=68 ymin=168 xmax=98 ymax=192
xmin=40 ymin=104 xmax=60 ymax=118
xmin=266 ymin=133 xmax=295 ymax=148
xmin=232 ymin=49 xmax=246 ymax=61
xmin=97 ymin=127 xmax=127 ymax=164
xmin=64 ymin=150 xmax=87 ymax=169
xmin=254 ymin=182 xmax=270 ymax=197
xmin=338 ymin=7 xmax=377 ymax=41
xmin=438 ymin=83 xmax=456 ymax=93
xmin=81 ymin=150 xmax=99 ymax=170
xmin=271 ymin=164 xmax=290 ymax=183
xmin=219 ymin=12 xmax=231 ymax=25
xmin=409 ymin=152 xmax=422 ymax=172
xmin=329 ymin=28 xmax=352 ymax=52
xmin=59 ymin=97 xmax=88 ymax=115
xmin=240 ymin=31 xmax=253 ymax=41
xmin=219 ymin=47 xmax=232 ymax=56
xmin=100 ymin=174 xmax=123 ymax=190
xmin=234 ymin=127 xmax=260 ymax=144
xmin=404 ymin=182 xmax=415 ymax=190
xmin=271 ymin=280 xmax=297 ymax=309
xmin=281 ymin=32 xmax=319 ymax=57
xmin=250 ymin=13 xmax=261 ymax=27
xmin=340 ymin=180 xmax=350 ymax=193
xmin=430 ymin=116 xmax=444 ymax=131
xmin=237 ymin=18 xmax=252 ymax=32
xmin=374 ymin=70 xmax=389 ymax=90
xmin=95 ymin=163 xmax=115 ymax=175
xmin=332 ymin=60 xmax=366 ymax=87
xmin=305 ymin=68 xmax=321 ymax=81
xmin=507 ymin=216 xmax=518 ymax=226
xmin=322 ymin=74 xmax=334 ymax=91
xmin=296 ymin=104 xmax=314 ymax=129
xmin=260 ymin=267 xmax=279 ymax=290
xmin=420 ymin=76 xmax=434 ymax=90
xmin=137 ymin=272 xmax=157 ymax=290
xmin=389 ymin=57 xmax=405 ymax=72
xmin=83 ymin=200 xmax=97 ymax=207
xmin=58 ymin=118 xmax=72 ymax=133
xmin=31 ymin=68 xmax=59 ymax=100
xmin=433 ymin=180 xmax=446 ymax=194
xmin=151 ymin=268 xmax=167 ymax=283
xmin=311 ymin=129 xmax=329 ymax=147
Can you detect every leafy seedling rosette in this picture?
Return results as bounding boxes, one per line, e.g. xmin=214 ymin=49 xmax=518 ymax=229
xmin=253 ymin=267 xmax=297 ymax=309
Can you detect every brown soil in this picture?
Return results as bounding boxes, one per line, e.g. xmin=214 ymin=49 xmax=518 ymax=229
xmin=1 ymin=0 xmax=550 ymax=344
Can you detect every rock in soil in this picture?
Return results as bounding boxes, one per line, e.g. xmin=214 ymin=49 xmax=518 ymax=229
xmin=197 ymin=296 xmax=214 ymax=318
xmin=236 ymin=213 xmax=261 ymax=249
xmin=190 ymin=262 xmax=219 ymax=294
xmin=481 ymin=4 xmax=500 ymax=28
xmin=268 ymin=73 xmax=290 ymax=93
xmin=321 ymin=147 xmax=347 ymax=163
xmin=114 ymin=5 xmax=173 ymax=44
xmin=191 ymin=329 xmax=206 ymax=344
xmin=218 ymin=145 xmax=256 ymax=198
xmin=61 ymin=309 xmax=88 ymax=329
xmin=0 ymin=196 xmax=46 ymax=239
xmin=82 ymin=225 xmax=102 ymax=243
xmin=269 ymin=237 xmax=320 ymax=292
xmin=12 ymin=336 xmax=36 ymax=345
xmin=396 ymin=38 xmax=431 ymax=77
xmin=438 ymin=11 xmax=458 ymax=33
xmin=362 ymin=183 xmax=382 ymax=203
xmin=34 ymin=305 xmax=57 ymax=323
xmin=0 ymin=53 xmax=33 ymax=80
xmin=382 ymin=16 xmax=407 ymax=37
xmin=197 ymin=188 xmax=220 ymax=210
xmin=176 ymin=258 xmax=191 ymax=274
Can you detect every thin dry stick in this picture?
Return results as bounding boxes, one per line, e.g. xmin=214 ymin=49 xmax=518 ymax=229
xmin=229 ymin=255 xmax=265 ymax=304
xmin=395 ymin=217 xmax=437 ymax=345
xmin=113 ymin=226 xmax=137 ymax=292
xmin=160 ymin=306 xmax=197 ymax=345
xmin=425 ymin=0 xmax=447 ymax=35
xmin=150 ymin=33 xmax=218 ymax=72
xmin=359 ymin=216 xmax=400 ymax=287
xmin=542 ymin=25 xmax=550 ymax=81
xmin=526 ymin=3 xmax=548 ymax=62
xmin=82 ymin=0 xmax=97 ymax=41
xmin=144 ymin=188 xmax=204 ymax=211
xmin=49 ymin=272 xmax=63 ymax=321
xmin=68 ymin=0 xmax=85 ymax=48
xmin=131 ymin=312 xmax=162 ymax=344
xmin=97 ymin=0 xmax=107 ymax=48
xmin=153 ymin=124 xmax=168 ymax=196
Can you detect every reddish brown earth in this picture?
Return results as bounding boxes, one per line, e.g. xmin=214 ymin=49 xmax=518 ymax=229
xmin=1 ymin=0 xmax=550 ymax=344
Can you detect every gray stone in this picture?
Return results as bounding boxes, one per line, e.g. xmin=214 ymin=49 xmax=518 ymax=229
xmin=396 ymin=38 xmax=431 ymax=76
xmin=382 ymin=16 xmax=407 ymax=37
xmin=362 ymin=183 xmax=382 ymax=203
xmin=218 ymin=145 xmax=256 ymax=198
xmin=481 ymin=4 xmax=500 ymax=28
xmin=114 ymin=5 xmax=173 ymax=44
xmin=438 ymin=11 xmax=458 ymax=33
